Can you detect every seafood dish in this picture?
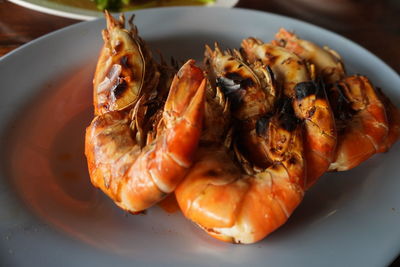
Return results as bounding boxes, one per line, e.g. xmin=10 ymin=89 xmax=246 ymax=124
xmin=84 ymin=12 xmax=400 ymax=244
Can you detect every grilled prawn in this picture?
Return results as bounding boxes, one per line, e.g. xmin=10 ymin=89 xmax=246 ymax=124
xmin=241 ymin=38 xmax=336 ymax=188
xmin=328 ymin=75 xmax=389 ymax=171
xmin=204 ymin=44 xmax=278 ymax=168
xmin=272 ymin=29 xmax=400 ymax=170
xmin=85 ymin=60 xmax=206 ymax=212
xmin=176 ymin=98 xmax=305 ymax=244
xmin=175 ymin=45 xmax=305 ymax=244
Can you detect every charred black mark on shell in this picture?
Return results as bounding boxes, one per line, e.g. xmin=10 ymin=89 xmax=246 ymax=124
xmin=295 ymin=79 xmax=327 ymax=100
xmin=256 ymin=116 xmax=270 ymax=137
xmin=120 ymin=55 xmax=131 ymax=69
xmin=225 ymin=72 xmax=255 ymax=89
xmin=224 ymin=72 xmax=243 ymax=82
xmin=315 ymin=77 xmax=327 ymax=99
xmin=277 ymin=97 xmax=299 ymax=132
xmin=288 ymin=156 xmax=297 ymax=165
xmin=308 ymin=106 xmax=316 ymax=117
xmin=280 ymin=115 xmax=298 ymax=132
xmin=217 ymin=76 xmax=241 ymax=94
xmin=216 ymin=72 xmax=254 ymax=109
xmin=328 ymin=83 xmax=354 ymax=122
xmin=113 ymin=79 xmax=128 ymax=99
xmin=295 ymin=81 xmax=317 ymax=100
xmin=266 ymin=65 xmax=275 ymax=81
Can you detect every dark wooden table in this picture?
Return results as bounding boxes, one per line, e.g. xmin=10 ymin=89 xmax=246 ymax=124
xmin=0 ymin=0 xmax=399 ymax=265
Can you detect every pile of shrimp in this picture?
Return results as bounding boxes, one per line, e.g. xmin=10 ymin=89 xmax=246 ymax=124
xmin=85 ymin=12 xmax=400 ymax=244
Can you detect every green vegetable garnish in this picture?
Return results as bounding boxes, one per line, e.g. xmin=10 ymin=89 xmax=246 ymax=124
xmin=94 ymin=0 xmax=124 ymax=11
xmin=94 ymin=0 xmax=216 ymax=12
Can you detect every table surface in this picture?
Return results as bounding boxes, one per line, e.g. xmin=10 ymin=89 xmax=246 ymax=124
xmin=0 ymin=0 xmax=399 ymax=265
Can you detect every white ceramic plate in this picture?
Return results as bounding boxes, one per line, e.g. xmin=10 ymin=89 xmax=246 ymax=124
xmin=0 ymin=7 xmax=399 ymax=267
xmin=8 ymin=0 xmax=238 ymax=20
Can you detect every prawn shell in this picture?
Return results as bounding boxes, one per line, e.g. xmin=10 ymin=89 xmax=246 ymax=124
xmin=293 ymin=81 xmax=337 ymax=187
xmin=241 ymin=38 xmax=309 ymax=97
xmin=86 ymin=60 xmax=206 ymax=212
xmin=175 ymin=148 xmax=248 ymax=229
xmin=175 ymin=97 xmax=306 ymax=244
xmin=273 ymin=28 xmax=346 ymax=84
xmin=329 ymin=76 xmax=389 ymax=171
xmin=93 ymin=12 xmax=147 ymax=115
